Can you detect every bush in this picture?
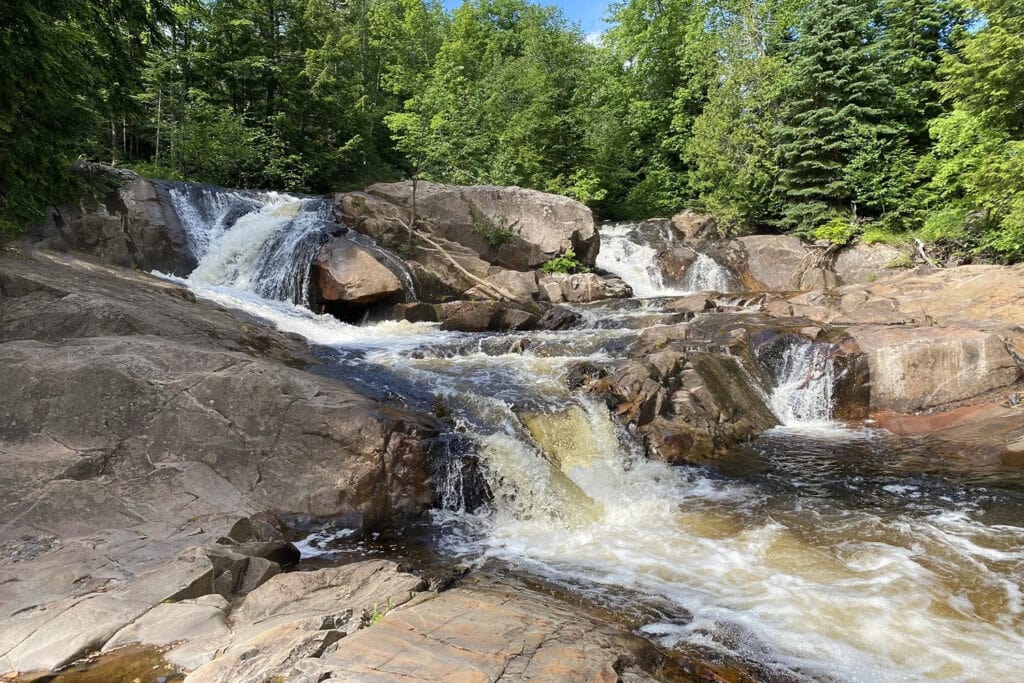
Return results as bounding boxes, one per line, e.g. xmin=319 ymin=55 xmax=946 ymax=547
xmin=541 ymin=249 xmax=590 ymax=274
xmin=127 ymin=161 xmax=185 ymax=181
xmin=811 ymin=215 xmax=860 ymax=246
xmin=472 ymin=217 xmax=515 ymax=248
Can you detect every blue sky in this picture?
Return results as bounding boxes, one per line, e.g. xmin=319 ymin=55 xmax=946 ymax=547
xmin=442 ymin=1 xmax=611 ymax=34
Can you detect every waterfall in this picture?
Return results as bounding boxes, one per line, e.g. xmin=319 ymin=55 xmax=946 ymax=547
xmin=167 ymin=185 xmax=417 ymax=306
xmin=165 ymin=184 xmax=262 ymax=259
xmin=757 ymin=338 xmax=837 ymax=427
xmin=683 ymin=252 xmax=733 ymax=293
xmin=597 ymin=221 xmax=733 ymax=297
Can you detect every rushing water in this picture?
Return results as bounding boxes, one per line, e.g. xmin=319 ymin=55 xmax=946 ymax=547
xmin=597 ymin=221 xmax=733 ymax=296
xmin=160 ymin=189 xmax=1024 ymax=682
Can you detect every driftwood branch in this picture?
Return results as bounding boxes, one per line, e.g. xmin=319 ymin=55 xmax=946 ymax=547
xmin=915 ymin=239 xmax=941 ymax=268
xmin=394 ymin=215 xmax=520 ymax=302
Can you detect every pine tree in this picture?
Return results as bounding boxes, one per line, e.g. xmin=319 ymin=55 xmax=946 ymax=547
xmin=774 ymin=0 xmax=896 ymax=233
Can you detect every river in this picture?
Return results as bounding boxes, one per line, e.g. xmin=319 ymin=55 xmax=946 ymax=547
xmin=159 ymin=188 xmax=1024 ymax=682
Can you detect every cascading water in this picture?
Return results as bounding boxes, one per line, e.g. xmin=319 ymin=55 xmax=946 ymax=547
xmin=762 ymin=339 xmax=838 ymax=428
xmin=166 ymin=185 xmax=416 ymax=306
xmin=168 ymin=187 xmax=332 ymax=305
xmin=597 ymin=221 xmax=733 ymax=296
xmin=156 ymin=182 xmax=1024 ymax=682
xmin=684 ymin=252 xmax=734 ymax=293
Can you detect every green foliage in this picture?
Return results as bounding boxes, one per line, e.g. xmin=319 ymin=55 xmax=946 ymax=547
xmin=774 ymin=0 xmax=901 ymax=234
xmin=6 ymin=0 xmax=1024 ymax=265
xmin=811 ymin=216 xmax=861 ymax=246
xmin=473 ymin=218 xmax=515 ymax=248
xmin=541 ymin=249 xmax=590 ymax=275
xmin=0 ymin=0 xmax=174 ymax=239
xmin=127 ymin=162 xmax=185 ymax=181
xmin=387 ymin=0 xmax=596 ymax=194
xmin=685 ymin=1 xmax=796 ymax=231
xmin=861 ymin=226 xmax=911 ymax=245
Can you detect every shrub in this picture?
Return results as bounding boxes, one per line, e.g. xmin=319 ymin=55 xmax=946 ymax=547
xmin=541 ymin=249 xmax=590 ymax=274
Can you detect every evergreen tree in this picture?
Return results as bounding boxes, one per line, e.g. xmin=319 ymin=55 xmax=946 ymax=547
xmin=0 ymin=0 xmax=173 ymax=240
xmin=774 ymin=0 xmax=896 ymax=233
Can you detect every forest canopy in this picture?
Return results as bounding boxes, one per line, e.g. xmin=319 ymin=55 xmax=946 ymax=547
xmin=2 ymin=0 xmax=1023 ymax=262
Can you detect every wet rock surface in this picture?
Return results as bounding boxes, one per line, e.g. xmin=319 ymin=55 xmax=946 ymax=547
xmin=580 ymin=323 xmax=779 ymax=463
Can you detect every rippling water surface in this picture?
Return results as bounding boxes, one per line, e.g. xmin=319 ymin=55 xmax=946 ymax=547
xmin=162 ymin=189 xmax=1024 ymax=682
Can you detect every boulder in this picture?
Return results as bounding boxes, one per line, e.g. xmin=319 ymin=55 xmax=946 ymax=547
xmin=337 ymin=191 xmax=496 ymax=302
xmin=393 ymin=302 xmax=442 ymax=323
xmin=25 ymin=164 xmax=196 ymax=275
xmin=770 ymin=263 xmax=1024 ymax=332
xmin=168 ymin=565 xmax=665 ymax=682
xmin=364 ymin=181 xmax=600 ymax=271
xmin=662 ymin=217 xmax=911 ymax=292
xmin=670 ymin=210 xmax=718 ymax=241
xmin=582 ymin=327 xmax=780 ymax=463
xmin=832 ymin=242 xmax=906 ymax=285
xmin=734 ymin=235 xmax=833 ymax=291
xmin=657 ymin=247 xmax=698 ymax=282
xmin=847 ymin=325 xmax=1021 ymax=413
xmin=439 ymin=300 xmax=539 ymax=332
xmin=102 ymin=595 xmax=232 ymax=671
xmin=465 ymin=267 xmax=539 ymax=303
xmin=538 ymin=272 xmax=633 ymax=303
xmin=313 ymin=236 xmax=404 ymax=305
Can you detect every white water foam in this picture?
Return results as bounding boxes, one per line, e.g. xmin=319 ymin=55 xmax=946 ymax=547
xmin=684 ymin=252 xmax=733 ymax=292
xmin=437 ymin=400 xmax=1024 ymax=682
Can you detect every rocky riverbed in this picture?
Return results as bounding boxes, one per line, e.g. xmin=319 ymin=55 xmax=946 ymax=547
xmin=4 ymin=167 xmax=1024 ymax=681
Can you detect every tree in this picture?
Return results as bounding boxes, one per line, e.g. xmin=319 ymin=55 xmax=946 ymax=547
xmin=773 ymin=0 xmax=899 ymax=233
xmin=0 ymin=0 xmax=173 ymax=239
xmin=918 ymin=0 xmax=1024 ymax=262
xmin=594 ymin=0 xmax=717 ymax=218
xmin=387 ymin=0 xmax=597 ymax=193
xmin=685 ymin=0 xmax=796 ymax=231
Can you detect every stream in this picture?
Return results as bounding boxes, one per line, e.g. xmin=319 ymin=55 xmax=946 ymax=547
xmin=160 ymin=188 xmax=1024 ymax=682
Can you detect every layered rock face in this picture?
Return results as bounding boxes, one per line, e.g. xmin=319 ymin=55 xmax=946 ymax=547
xmin=181 ymin=566 xmax=661 ymax=682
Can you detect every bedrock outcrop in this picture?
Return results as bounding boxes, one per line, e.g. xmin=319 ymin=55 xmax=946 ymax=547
xmin=23 ymin=164 xmax=197 ymax=276
xmin=667 ymin=210 xmax=909 ymax=291
xmin=0 ymin=250 xmax=438 ymax=677
xmin=762 ymin=265 xmax=1024 ymax=413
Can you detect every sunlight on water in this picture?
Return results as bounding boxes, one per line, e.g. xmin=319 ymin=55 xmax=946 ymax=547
xmin=159 ymin=186 xmax=1024 ymax=683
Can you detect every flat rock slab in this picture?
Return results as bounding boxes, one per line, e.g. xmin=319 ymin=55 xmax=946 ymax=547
xmin=309 ymin=577 xmax=657 ymax=682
